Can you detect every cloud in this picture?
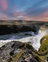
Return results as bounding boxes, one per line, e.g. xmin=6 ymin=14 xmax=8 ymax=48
xmin=0 ymin=13 xmax=24 ymax=20
xmin=20 ymin=10 xmax=48 ymax=21
xmin=35 ymin=11 xmax=48 ymax=21
xmin=31 ymin=0 xmax=46 ymax=8
xmin=25 ymin=6 xmax=48 ymax=16
xmin=12 ymin=11 xmax=25 ymax=17
xmin=1 ymin=0 xmax=8 ymax=10
xmin=0 ymin=13 xmax=9 ymax=20
xmin=0 ymin=11 xmax=48 ymax=21
xmin=24 ymin=0 xmax=48 ymax=16
xmin=0 ymin=0 xmax=48 ymax=21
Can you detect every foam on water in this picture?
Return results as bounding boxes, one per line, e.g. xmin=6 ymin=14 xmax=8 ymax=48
xmin=31 ymin=30 xmax=46 ymax=50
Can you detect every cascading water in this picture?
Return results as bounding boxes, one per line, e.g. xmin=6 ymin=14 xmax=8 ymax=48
xmin=0 ymin=30 xmax=46 ymax=51
xmin=31 ymin=30 xmax=46 ymax=51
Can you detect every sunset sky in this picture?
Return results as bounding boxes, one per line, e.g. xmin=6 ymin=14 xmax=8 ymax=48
xmin=0 ymin=0 xmax=48 ymax=21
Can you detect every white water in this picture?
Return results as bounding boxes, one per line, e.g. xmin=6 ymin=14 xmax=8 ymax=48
xmin=31 ymin=30 xmax=46 ymax=50
xmin=0 ymin=30 xmax=46 ymax=51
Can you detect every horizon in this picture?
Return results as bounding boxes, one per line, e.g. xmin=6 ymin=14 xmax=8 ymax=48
xmin=0 ymin=0 xmax=48 ymax=21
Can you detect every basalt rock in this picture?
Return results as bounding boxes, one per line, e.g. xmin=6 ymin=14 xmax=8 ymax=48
xmin=0 ymin=25 xmax=39 ymax=35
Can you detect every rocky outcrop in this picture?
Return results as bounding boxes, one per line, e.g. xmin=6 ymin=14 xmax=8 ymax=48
xmin=0 ymin=41 xmax=46 ymax=62
xmin=0 ymin=25 xmax=39 ymax=35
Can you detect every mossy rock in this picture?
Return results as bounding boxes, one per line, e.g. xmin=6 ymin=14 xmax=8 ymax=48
xmin=39 ymin=35 xmax=48 ymax=53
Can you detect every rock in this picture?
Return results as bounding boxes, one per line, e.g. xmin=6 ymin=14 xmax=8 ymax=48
xmin=0 ymin=25 xmax=39 ymax=35
xmin=19 ymin=25 xmax=39 ymax=34
xmin=0 ymin=41 xmax=45 ymax=62
xmin=0 ymin=25 xmax=19 ymax=35
xmin=30 ymin=58 xmax=37 ymax=62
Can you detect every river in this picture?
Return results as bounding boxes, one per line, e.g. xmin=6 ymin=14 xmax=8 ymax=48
xmin=0 ymin=29 xmax=47 ymax=51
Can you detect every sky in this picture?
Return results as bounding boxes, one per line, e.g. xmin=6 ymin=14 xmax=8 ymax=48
xmin=0 ymin=0 xmax=48 ymax=21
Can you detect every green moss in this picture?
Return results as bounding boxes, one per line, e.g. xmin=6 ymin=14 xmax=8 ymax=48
xmin=32 ymin=52 xmax=46 ymax=62
xmin=8 ymin=51 xmax=24 ymax=62
xmin=37 ymin=35 xmax=48 ymax=61
xmin=39 ymin=35 xmax=48 ymax=53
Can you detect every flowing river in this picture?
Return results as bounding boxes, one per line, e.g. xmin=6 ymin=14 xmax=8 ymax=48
xmin=0 ymin=29 xmax=47 ymax=51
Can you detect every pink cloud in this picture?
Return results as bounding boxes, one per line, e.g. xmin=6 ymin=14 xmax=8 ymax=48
xmin=13 ymin=12 xmax=20 ymax=17
xmin=1 ymin=0 xmax=8 ymax=10
xmin=33 ymin=11 xmax=48 ymax=21
xmin=0 ymin=13 xmax=9 ymax=20
xmin=12 ymin=11 xmax=48 ymax=21
xmin=39 ymin=11 xmax=48 ymax=18
xmin=23 ymin=11 xmax=48 ymax=21
xmin=13 ymin=12 xmax=24 ymax=17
